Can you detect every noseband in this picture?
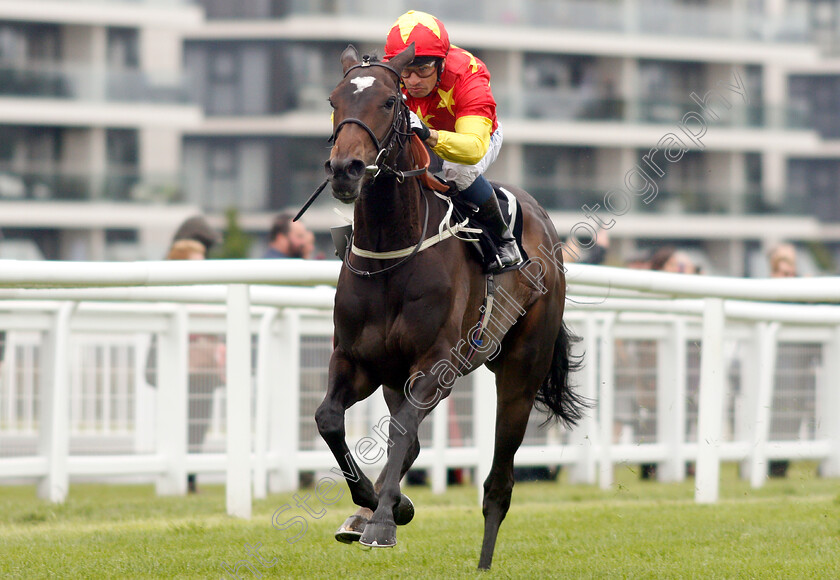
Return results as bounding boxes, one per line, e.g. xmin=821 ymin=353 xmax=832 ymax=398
xmin=330 ymin=57 xmax=424 ymax=182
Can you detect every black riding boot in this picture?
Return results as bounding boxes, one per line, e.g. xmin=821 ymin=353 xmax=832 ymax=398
xmin=475 ymin=196 xmax=523 ymax=271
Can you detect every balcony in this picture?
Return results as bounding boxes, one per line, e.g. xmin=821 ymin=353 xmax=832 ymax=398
xmin=0 ymin=167 xmax=183 ymax=203
xmin=497 ymin=90 xmax=811 ymax=131
xmin=524 ymin=181 xmax=813 ymax=218
xmin=0 ymin=65 xmax=193 ymax=105
xmin=273 ymin=0 xmax=811 ymax=44
xmin=0 ymin=0 xmax=202 ymax=27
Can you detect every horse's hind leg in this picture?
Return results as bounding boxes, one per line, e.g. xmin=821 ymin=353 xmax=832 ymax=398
xmin=477 ymin=385 xmax=538 ymax=570
xmin=479 ymin=317 xmax=559 ymax=570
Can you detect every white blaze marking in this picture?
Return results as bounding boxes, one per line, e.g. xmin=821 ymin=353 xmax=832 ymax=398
xmin=351 ymin=76 xmax=375 ymax=94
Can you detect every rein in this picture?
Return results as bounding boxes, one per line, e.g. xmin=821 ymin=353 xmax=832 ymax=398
xmin=335 ymin=57 xmax=435 ymax=277
xmin=343 ymin=192 xmax=431 ymax=278
xmin=294 ymin=57 xmax=423 ymax=223
xmin=332 ymin=58 xmax=426 ymax=182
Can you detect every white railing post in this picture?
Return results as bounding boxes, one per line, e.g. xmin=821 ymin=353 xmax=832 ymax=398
xmin=736 ymin=324 xmax=758 ymax=481
xmin=598 ymin=313 xmax=616 ymax=490
xmin=474 ymin=364 xmax=497 ymax=505
xmin=695 ymin=298 xmax=725 ymax=504
xmin=431 ymin=394 xmax=449 ymax=494
xmin=37 ymin=302 xmax=74 ymax=503
xmin=749 ymin=322 xmax=779 ymax=488
xmin=2 ymin=331 xmax=14 ymax=430
xmin=269 ymin=308 xmax=300 ymax=493
xmin=155 ymin=306 xmax=188 ymax=496
xmin=568 ymin=316 xmax=598 ymax=484
xmin=657 ymin=317 xmax=687 ymax=482
xmin=133 ymin=333 xmax=156 ymax=454
xmin=254 ymin=308 xmax=279 ymax=500
xmin=226 ymin=284 xmax=252 ymax=519
xmin=817 ymin=326 xmax=840 ymax=476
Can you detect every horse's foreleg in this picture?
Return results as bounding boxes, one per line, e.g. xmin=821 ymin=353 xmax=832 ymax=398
xmin=315 ymin=352 xmax=378 ymax=511
xmin=373 ymin=387 xmax=420 ymax=524
xmin=359 ymin=372 xmax=442 ymax=547
xmin=336 ymin=390 xmax=419 ymax=543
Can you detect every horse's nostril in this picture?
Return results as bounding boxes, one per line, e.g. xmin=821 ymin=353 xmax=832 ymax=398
xmin=346 ymin=160 xmax=366 ymax=179
xmin=327 ymin=158 xmax=366 ymax=180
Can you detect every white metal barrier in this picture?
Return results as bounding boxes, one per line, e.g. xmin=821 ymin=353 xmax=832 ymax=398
xmin=0 ymin=260 xmax=838 ymax=517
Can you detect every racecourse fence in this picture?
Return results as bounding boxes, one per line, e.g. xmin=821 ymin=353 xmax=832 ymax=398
xmin=0 ymin=260 xmax=838 ymax=517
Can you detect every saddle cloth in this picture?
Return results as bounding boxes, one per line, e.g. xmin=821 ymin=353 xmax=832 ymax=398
xmin=450 ymin=185 xmax=528 ymax=273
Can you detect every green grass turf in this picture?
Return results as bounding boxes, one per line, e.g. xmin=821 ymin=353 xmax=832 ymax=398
xmin=1 ymin=462 xmax=838 ymax=579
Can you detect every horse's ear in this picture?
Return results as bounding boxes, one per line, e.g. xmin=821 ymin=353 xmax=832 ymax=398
xmin=341 ymin=45 xmax=360 ymax=74
xmin=387 ymin=43 xmax=416 ymax=75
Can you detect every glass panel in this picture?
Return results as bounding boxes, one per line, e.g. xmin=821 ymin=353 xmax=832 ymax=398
xmin=107 ymin=28 xmax=139 ymax=70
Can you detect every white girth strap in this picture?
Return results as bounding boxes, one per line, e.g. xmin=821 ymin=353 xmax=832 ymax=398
xmin=350 ymin=194 xmax=483 ymax=260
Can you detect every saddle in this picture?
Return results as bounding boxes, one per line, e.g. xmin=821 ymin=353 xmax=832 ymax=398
xmin=409 ymin=135 xmax=528 ymax=273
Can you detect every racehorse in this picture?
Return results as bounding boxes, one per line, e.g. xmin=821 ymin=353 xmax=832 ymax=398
xmin=314 ymin=43 xmax=586 ymax=571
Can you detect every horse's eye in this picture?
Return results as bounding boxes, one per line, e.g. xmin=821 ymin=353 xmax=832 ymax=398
xmin=384 ymin=96 xmax=397 ymax=110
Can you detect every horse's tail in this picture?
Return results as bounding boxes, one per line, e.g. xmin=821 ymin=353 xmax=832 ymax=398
xmin=534 ymin=322 xmax=589 ymax=427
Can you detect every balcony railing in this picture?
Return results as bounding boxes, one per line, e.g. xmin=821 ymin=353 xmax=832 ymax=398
xmin=0 ymin=167 xmax=183 ymax=203
xmin=28 ymin=0 xmax=196 ymax=5
xmin=495 ymin=91 xmax=812 ymax=131
xmin=276 ymin=0 xmax=812 ymax=44
xmin=0 ymin=65 xmax=194 ymax=105
xmin=524 ymin=183 xmax=814 ymax=217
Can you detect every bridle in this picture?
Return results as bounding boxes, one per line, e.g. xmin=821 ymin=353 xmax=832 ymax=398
xmin=329 ymin=56 xmax=433 ymax=278
xmin=330 ymin=56 xmax=426 ymax=182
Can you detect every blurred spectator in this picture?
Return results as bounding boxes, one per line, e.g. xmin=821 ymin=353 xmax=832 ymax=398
xmin=632 ymin=246 xmax=698 ymax=480
xmin=302 ymin=230 xmax=316 ymax=260
xmin=172 ymin=215 xmax=223 ymax=254
xmin=580 ymin=229 xmax=610 ymax=265
xmin=166 ymin=239 xmax=205 ymax=261
xmin=650 ymin=246 xmax=699 ymax=274
xmin=263 ymin=213 xmax=308 ymax=259
xmin=146 ymin=237 xmax=225 ymax=493
xmin=767 ymin=243 xmax=797 ymax=478
xmin=625 ymin=251 xmax=651 ymax=270
xmin=768 ymin=243 xmax=797 ymax=278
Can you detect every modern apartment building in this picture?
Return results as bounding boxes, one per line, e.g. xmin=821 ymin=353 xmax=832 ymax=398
xmin=182 ymin=0 xmax=840 ymax=275
xmin=3 ymin=1 xmax=840 ymax=275
xmin=0 ymin=0 xmax=202 ymax=260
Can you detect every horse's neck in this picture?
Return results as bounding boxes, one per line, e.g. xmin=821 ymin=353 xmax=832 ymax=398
xmin=353 ymin=176 xmax=426 ymax=251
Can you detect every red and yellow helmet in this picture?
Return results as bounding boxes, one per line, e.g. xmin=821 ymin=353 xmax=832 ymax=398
xmin=385 ymin=10 xmax=450 ymax=60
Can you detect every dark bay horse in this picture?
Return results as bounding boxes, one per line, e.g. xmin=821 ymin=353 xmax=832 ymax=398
xmin=314 ymin=43 xmax=586 ymax=571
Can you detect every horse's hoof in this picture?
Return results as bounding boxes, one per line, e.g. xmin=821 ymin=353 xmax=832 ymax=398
xmin=334 ymin=513 xmax=369 ymax=544
xmin=359 ymin=521 xmax=397 ymax=548
xmin=393 ymin=493 xmax=415 ymax=526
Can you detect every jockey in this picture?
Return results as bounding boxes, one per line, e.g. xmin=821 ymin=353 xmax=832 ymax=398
xmin=385 ymin=10 xmax=522 ymax=271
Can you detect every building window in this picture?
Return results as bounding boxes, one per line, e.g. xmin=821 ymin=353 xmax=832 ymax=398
xmin=0 ymin=22 xmax=59 ymax=66
xmin=522 ymin=145 xmax=598 ymax=210
xmin=207 ymin=142 xmax=237 ymax=210
xmin=207 ymin=47 xmax=239 ymax=115
xmin=107 ymin=28 xmax=139 ymax=69
xmin=106 ymin=129 xmax=138 ymax=201
xmin=198 ymin=0 xmax=291 ymax=19
xmin=522 ymin=54 xmax=600 ymax=120
xmin=789 ymin=159 xmax=840 ymax=220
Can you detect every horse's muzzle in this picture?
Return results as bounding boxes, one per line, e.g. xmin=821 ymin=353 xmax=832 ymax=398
xmin=325 ymin=157 xmax=366 ymax=202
